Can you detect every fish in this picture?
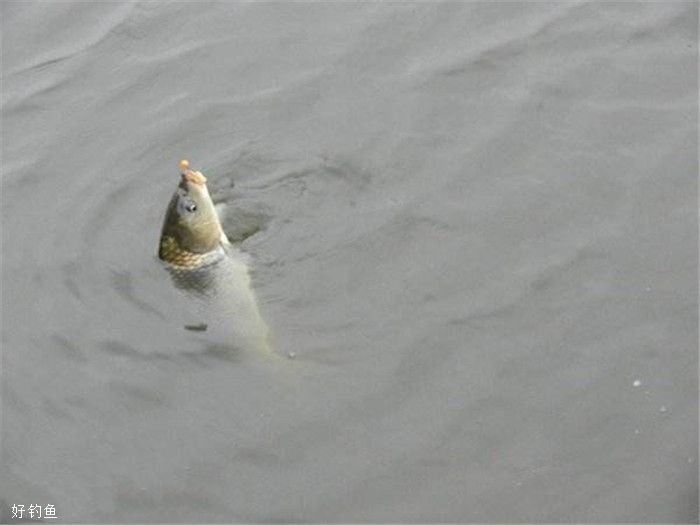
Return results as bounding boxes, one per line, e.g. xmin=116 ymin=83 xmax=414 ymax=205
xmin=158 ymin=160 xmax=270 ymax=353
xmin=159 ymin=160 xmax=229 ymax=271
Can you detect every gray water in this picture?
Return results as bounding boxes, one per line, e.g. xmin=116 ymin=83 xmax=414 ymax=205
xmin=1 ymin=2 xmax=698 ymax=523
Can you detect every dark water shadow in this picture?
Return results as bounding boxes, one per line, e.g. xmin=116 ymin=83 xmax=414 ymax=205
xmin=51 ymin=334 xmax=87 ymax=362
xmin=99 ymin=339 xmax=243 ymax=367
xmin=110 ymin=270 xmax=166 ymax=320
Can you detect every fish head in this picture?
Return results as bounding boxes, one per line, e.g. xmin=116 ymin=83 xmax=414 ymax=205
xmin=158 ymin=160 xmax=228 ymax=268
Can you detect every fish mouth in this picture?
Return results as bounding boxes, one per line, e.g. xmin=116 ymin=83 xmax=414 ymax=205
xmin=180 ymin=159 xmax=207 ymax=186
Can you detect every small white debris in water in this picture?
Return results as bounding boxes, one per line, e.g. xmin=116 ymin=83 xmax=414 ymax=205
xmin=634 ymin=429 xmax=640 ymax=435
xmin=515 ymin=481 xmax=523 ymax=487
xmin=688 ymin=457 xmax=694 ymax=464
xmin=645 ymin=286 xmax=652 ymax=292
xmin=632 ymin=379 xmax=642 ymax=387
xmin=287 ymin=352 xmax=296 ymax=359
xmin=659 ymin=405 xmax=667 ymax=413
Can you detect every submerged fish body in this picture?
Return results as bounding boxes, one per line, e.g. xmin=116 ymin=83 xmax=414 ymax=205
xmin=158 ymin=160 xmax=269 ymax=352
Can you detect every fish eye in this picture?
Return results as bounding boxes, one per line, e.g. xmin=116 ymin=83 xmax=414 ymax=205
xmin=185 ymin=202 xmax=197 ymax=213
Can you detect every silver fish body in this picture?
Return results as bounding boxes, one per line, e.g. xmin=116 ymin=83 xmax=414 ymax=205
xmin=158 ymin=160 xmax=270 ymax=353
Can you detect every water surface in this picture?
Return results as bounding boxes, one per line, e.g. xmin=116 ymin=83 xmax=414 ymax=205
xmin=1 ymin=1 xmax=698 ymax=522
